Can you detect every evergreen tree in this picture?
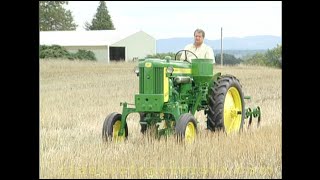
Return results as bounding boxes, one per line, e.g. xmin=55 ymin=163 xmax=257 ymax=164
xmin=40 ymin=1 xmax=77 ymax=31
xmin=85 ymin=1 xmax=115 ymax=30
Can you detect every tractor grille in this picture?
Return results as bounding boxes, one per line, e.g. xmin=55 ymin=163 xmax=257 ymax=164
xmin=154 ymin=67 xmax=164 ymax=94
xmin=139 ymin=67 xmax=164 ymax=94
xmin=139 ymin=67 xmax=144 ymax=93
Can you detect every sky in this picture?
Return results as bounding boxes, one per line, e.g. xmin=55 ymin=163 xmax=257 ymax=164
xmin=65 ymin=1 xmax=282 ymax=40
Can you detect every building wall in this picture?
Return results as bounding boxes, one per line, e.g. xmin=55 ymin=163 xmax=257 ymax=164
xmin=64 ymin=46 xmax=108 ymax=62
xmin=112 ymin=31 xmax=156 ymax=61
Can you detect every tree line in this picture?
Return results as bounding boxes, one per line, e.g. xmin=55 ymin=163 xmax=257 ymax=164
xmin=146 ymin=44 xmax=282 ymax=68
xmin=244 ymin=44 xmax=281 ymax=68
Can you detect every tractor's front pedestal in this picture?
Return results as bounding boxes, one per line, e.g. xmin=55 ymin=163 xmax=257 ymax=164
xmin=118 ymin=102 xmax=136 ymax=136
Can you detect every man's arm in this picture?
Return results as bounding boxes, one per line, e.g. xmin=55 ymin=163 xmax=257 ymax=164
xmin=206 ymin=46 xmax=215 ymax=63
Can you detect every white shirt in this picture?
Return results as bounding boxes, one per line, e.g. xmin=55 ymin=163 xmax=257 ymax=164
xmin=180 ymin=43 xmax=215 ymax=63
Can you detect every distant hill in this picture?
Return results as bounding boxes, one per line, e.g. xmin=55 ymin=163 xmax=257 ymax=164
xmin=156 ymin=35 xmax=281 ymax=57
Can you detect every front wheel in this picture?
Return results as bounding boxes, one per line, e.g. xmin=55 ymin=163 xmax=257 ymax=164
xmin=175 ymin=113 xmax=197 ymax=143
xmin=102 ymin=112 xmax=128 ymax=142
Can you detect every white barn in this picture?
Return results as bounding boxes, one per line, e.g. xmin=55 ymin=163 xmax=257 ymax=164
xmin=40 ymin=30 xmax=156 ymax=62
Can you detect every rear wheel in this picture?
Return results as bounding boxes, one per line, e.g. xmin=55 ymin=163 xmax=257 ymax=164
xmin=102 ymin=112 xmax=128 ymax=141
xmin=207 ymin=75 xmax=245 ymax=134
xmin=175 ymin=113 xmax=197 ymax=143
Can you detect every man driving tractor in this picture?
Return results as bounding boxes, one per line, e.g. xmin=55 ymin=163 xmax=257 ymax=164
xmin=180 ymin=28 xmax=215 ymax=63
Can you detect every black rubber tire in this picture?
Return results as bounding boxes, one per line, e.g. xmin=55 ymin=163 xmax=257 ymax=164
xmin=102 ymin=112 xmax=128 ymax=141
xmin=175 ymin=113 xmax=197 ymax=141
xmin=207 ymin=75 xmax=245 ymax=132
xmin=140 ymin=113 xmax=159 ymax=134
xmin=140 ymin=113 xmax=147 ymax=134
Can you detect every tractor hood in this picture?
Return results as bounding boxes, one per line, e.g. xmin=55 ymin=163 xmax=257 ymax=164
xmin=138 ymin=58 xmax=191 ymax=69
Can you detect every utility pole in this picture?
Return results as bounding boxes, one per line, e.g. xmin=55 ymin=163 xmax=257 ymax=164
xmin=221 ymin=27 xmax=223 ymax=66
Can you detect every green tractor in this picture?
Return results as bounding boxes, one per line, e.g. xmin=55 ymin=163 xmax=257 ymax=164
xmin=102 ymin=50 xmax=261 ymax=142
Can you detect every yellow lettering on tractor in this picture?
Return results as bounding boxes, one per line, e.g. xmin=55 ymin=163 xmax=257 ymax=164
xmin=173 ymin=68 xmax=192 ymax=74
xmin=145 ymin=62 xmax=152 ymax=68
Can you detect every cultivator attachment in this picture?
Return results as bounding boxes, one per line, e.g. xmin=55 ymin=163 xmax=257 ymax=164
xmin=245 ymin=107 xmax=261 ymax=128
xmin=244 ymin=96 xmax=261 ymax=128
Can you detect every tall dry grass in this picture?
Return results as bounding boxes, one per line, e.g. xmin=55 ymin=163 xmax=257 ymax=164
xmin=40 ymin=59 xmax=281 ymax=178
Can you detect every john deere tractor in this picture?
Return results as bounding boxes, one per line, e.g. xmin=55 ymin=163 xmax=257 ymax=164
xmin=102 ymin=50 xmax=261 ymax=142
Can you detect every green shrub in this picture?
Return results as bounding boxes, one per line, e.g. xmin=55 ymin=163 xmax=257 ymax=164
xmin=39 ymin=45 xmax=70 ymax=59
xmin=243 ymin=44 xmax=281 ymax=68
xmin=74 ymin=49 xmax=96 ymax=61
xmin=215 ymin=53 xmax=243 ymax=65
xmin=39 ymin=45 xmax=96 ymax=61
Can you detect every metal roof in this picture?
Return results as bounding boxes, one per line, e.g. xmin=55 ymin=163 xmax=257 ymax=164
xmin=39 ymin=30 xmax=144 ymax=46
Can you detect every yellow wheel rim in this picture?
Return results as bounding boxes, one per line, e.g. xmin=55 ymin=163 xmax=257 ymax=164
xmin=224 ymin=87 xmax=242 ymax=134
xmin=185 ymin=122 xmax=196 ymax=142
xmin=112 ymin=120 xmax=125 ymax=142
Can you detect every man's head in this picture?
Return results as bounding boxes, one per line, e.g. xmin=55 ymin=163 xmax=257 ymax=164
xmin=194 ymin=29 xmax=205 ymax=47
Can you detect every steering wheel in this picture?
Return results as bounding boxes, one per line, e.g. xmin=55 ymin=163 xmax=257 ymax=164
xmin=174 ymin=50 xmax=198 ymax=63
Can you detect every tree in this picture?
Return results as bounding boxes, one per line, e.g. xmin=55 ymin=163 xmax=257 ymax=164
xmin=244 ymin=53 xmax=268 ymax=66
xmin=85 ymin=1 xmax=115 ymax=30
xmin=265 ymin=44 xmax=282 ymax=67
xmin=244 ymin=44 xmax=282 ymax=68
xmin=215 ymin=53 xmax=243 ymax=65
xmin=40 ymin=1 xmax=77 ymax=31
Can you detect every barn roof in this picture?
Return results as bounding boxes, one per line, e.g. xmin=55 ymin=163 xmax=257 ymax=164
xmin=39 ymin=30 xmax=148 ymax=46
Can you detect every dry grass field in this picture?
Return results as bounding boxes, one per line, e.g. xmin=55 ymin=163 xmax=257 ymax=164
xmin=40 ymin=59 xmax=281 ymax=178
